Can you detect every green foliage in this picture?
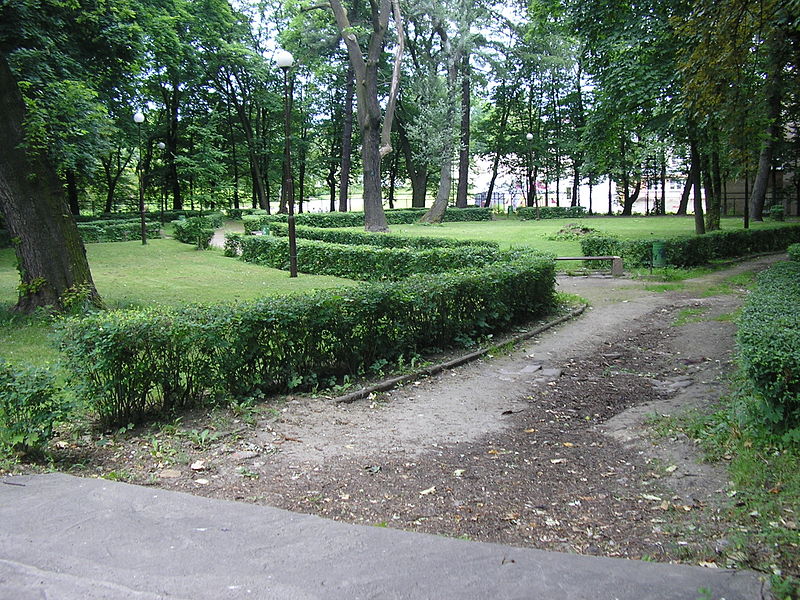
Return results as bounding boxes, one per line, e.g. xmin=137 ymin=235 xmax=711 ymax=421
xmin=788 ymin=243 xmax=800 ymax=262
xmin=581 ymin=225 xmax=800 ymax=268
xmin=737 ymin=261 xmax=800 ymax=435
xmin=172 ymin=214 xmax=224 ymax=249
xmin=74 ymin=211 xmax=207 ymax=223
xmin=77 ymin=220 xmax=161 ymax=243
xmin=0 ymin=361 xmax=64 ymax=455
xmin=516 ymin=206 xmax=588 ymax=220
xmin=770 ymin=206 xmax=785 ymax=221
xmin=238 ymin=235 xmax=509 ymax=281
xmin=242 ymin=208 xmax=493 ymax=234
xmin=268 ymin=223 xmax=499 ymax=250
xmin=57 ymin=256 xmax=556 ymax=427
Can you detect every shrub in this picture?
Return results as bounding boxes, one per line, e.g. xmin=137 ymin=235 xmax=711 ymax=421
xmin=172 ymin=214 xmax=224 ymax=249
xmin=769 ymin=205 xmax=785 ymax=221
xmin=239 ymin=235 xmax=507 ymax=281
xmin=75 ymin=210 xmax=206 ymax=223
xmin=788 ymin=243 xmax=800 ymax=262
xmin=57 ymin=255 xmax=555 ymax=426
xmin=224 ymin=232 xmax=245 ymax=257
xmin=0 ymin=361 xmax=64 ymax=455
xmin=78 ymin=220 xmax=161 ymax=243
xmin=267 ymin=223 xmax=499 ymax=250
xmin=737 ymin=261 xmax=800 ymax=435
xmin=580 ymin=225 xmax=800 ymax=268
xmin=516 ymin=206 xmax=588 ymax=220
xmin=242 ymin=207 xmax=492 ymax=233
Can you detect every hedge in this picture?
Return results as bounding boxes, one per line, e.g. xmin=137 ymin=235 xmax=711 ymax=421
xmin=242 ymin=207 xmax=493 ymax=233
xmin=74 ymin=210 xmax=206 ymax=223
xmin=172 ymin=214 xmax=224 ymax=249
xmin=516 ymin=206 xmax=588 ymax=220
xmin=57 ymin=255 xmax=555 ymax=426
xmin=267 ymin=223 xmax=499 ymax=250
xmin=737 ymin=261 xmax=800 ymax=435
xmin=580 ymin=224 xmax=800 ymax=268
xmin=788 ymin=243 xmax=800 ymax=262
xmin=77 ymin=220 xmax=162 ymax=243
xmin=238 ymin=235 xmax=507 ymax=281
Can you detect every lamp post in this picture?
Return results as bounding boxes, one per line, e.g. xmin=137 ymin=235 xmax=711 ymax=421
xmin=275 ymin=49 xmax=297 ymax=278
xmin=525 ymin=132 xmax=539 ymax=219
xmin=133 ymin=111 xmax=147 ymax=245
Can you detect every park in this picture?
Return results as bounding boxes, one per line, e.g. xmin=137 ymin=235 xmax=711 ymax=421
xmin=1 ymin=0 xmax=799 ymax=598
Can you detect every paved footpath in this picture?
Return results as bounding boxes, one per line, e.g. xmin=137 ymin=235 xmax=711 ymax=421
xmin=1 ymin=473 xmax=765 ymax=600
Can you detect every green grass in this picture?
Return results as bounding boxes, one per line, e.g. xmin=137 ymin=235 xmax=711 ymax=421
xmin=0 ymin=239 xmax=354 ymax=366
xmin=387 ymin=215 xmax=795 ymax=256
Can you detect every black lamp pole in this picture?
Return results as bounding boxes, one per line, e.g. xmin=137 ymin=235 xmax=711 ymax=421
xmin=134 ymin=111 xmax=147 ymax=245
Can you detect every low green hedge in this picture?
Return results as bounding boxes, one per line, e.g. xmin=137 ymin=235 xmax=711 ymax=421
xmin=516 ymin=206 xmax=588 ymax=220
xmin=225 ymin=208 xmax=267 ymax=220
xmin=242 ymin=207 xmax=493 ymax=233
xmin=172 ymin=214 xmax=224 ymax=249
xmin=57 ymin=256 xmax=555 ymax=426
xmin=75 ymin=210 xmax=206 ymax=223
xmin=0 ymin=361 xmax=64 ymax=455
xmin=267 ymin=223 xmax=499 ymax=250
xmin=788 ymin=243 xmax=800 ymax=262
xmin=238 ymin=235 xmax=508 ymax=281
xmin=77 ymin=220 xmax=162 ymax=243
xmin=580 ymin=225 xmax=800 ymax=268
xmin=737 ymin=261 xmax=800 ymax=435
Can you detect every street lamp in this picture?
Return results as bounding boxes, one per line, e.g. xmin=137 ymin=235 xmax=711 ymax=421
xmin=275 ymin=49 xmax=297 ymax=278
xmin=133 ymin=111 xmax=147 ymax=245
xmin=525 ymin=132 xmax=539 ymax=219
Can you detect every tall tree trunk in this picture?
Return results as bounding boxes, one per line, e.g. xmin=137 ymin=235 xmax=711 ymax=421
xmin=750 ymin=33 xmax=786 ymax=222
xmin=339 ymin=65 xmax=355 ymax=212
xmin=396 ymin=114 xmax=427 ymax=207
xmin=677 ymin=162 xmax=694 ymax=215
xmin=163 ymin=84 xmax=182 ymax=211
xmin=607 ymin=174 xmax=613 ymax=215
xmin=65 ymin=169 xmax=80 ymax=215
xmin=483 ymin=82 xmax=511 ymax=208
xmin=0 ymin=56 xmax=101 ymax=312
xmin=690 ymin=137 xmax=705 ymax=234
xmin=455 ymin=54 xmax=470 ymax=208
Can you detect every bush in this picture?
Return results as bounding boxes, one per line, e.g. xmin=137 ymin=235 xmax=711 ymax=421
xmin=77 ymin=220 xmax=162 ymax=243
xmin=737 ymin=261 xmax=800 ymax=435
xmin=172 ymin=214 xmax=224 ymax=249
xmin=57 ymin=255 xmax=555 ymax=426
xmin=242 ymin=207 xmax=493 ymax=233
xmin=267 ymin=223 xmax=499 ymax=250
xmin=239 ymin=235 xmax=507 ymax=281
xmin=788 ymin=243 xmax=800 ymax=262
xmin=769 ymin=205 xmax=785 ymax=221
xmin=580 ymin=225 xmax=800 ymax=268
xmin=0 ymin=361 xmax=64 ymax=455
xmin=74 ymin=210 xmax=206 ymax=223
xmin=516 ymin=206 xmax=588 ymax=220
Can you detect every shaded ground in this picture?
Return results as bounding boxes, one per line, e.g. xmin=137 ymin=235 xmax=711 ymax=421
xmin=39 ymin=255 xmax=789 ymax=577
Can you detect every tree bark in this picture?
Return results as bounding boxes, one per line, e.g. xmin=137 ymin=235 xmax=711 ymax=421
xmin=455 ymin=53 xmax=470 ymax=208
xmin=690 ymin=137 xmax=705 ymax=234
xmin=338 ymin=65 xmax=354 ymax=212
xmin=0 ymin=55 xmax=101 ymax=312
xmin=677 ymin=162 xmax=694 ymax=215
xmin=396 ymin=113 xmax=427 ymax=207
xmin=65 ymin=169 xmax=80 ymax=215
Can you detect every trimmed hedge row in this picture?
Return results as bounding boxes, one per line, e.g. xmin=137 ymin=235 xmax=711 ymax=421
xmin=737 ymin=261 xmax=800 ymax=435
xmin=516 ymin=206 xmax=587 ymax=220
xmin=57 ymin=256 xmax=556 ymax=426
xmin=77 ymin=220 xmax=161 ymax=243
xmin=242 ymin=207 xmax=492 ymax=233
xmin=237 ymin=235 xmax=507 ymax=281
xmin=580 ymin=225 xmax=800 ymax=268
xmin=172 ymin=214 xmax=225 ymax=249
xmin=267 ymin=223 xmax=499 ymax=250
xmin=74 ymin=210 xmax=206 ymax=223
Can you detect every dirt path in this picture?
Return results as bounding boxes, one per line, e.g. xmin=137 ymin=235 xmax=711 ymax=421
xmin=61 ymin=254 xmax=784 ymax=568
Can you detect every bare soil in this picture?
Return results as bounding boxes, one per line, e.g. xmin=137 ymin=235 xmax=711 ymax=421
xmin=45 ymin=255 xmax=785 ymax=569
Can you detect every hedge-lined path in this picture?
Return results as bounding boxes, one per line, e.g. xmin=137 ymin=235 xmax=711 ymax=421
xmin=33 ymin=253 xmax=789 ymax=592
xmin=210 ymin=219 xmax=244 ymax=249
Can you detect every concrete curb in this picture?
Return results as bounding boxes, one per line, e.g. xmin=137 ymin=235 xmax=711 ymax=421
xmin=334 ymin=304 xmax=588 ymax=404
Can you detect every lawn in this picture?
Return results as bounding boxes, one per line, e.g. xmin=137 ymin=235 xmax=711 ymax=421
xmin=0 ymin=239 xmax=353 ymax=366
xmin=388 ymin=214 xmax=794 ymax=256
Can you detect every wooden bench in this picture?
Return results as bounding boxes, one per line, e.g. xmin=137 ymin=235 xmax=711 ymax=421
xmin=555 ymin=256 xmax=624 ymax=277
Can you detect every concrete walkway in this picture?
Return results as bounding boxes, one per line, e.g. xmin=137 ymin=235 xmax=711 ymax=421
xmin=1 ymin=473 xmax=765 ymax=600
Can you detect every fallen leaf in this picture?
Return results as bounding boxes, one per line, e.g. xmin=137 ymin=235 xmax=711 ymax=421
xmin=190 ymin=460 xmax=206 ymax=471
xmin=665 ymin=465 xmax=678 ymax=473
xmin=641 ymin=494 xmax=662 ymax=501
xmin=524 ymin=428 xmax=537 ymax=433
xmin=698 ymin=561 xmax=719 ymax=569
xmin=419 ymin=486 xmax=436 ymax=496
xmin=562 ymin=442 xmax=574 ymax=447
xmin=550 ymin=458 xmax=567 ymax=464
xmin=194 ymin=478 xmax=209 ymax=485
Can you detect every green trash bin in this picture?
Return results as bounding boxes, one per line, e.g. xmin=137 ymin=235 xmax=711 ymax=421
xmin=652 ymin=241 xmax=666 ymax=268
